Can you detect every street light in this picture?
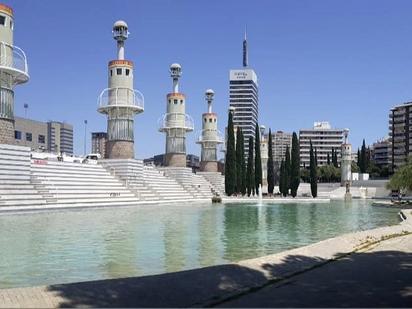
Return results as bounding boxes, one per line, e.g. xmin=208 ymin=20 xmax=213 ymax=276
xmin=84 ymin=120 xmax=88 ymax=156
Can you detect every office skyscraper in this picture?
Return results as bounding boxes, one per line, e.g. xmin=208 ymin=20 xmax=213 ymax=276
xmin=229 ymin=30 xmax=258 ymax=155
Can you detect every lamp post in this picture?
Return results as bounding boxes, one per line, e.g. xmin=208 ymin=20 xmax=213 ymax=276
xmin=23 ymin=103 xmax=28 ymax=118
xmin=84 ymin=120 xmax=88 ymax=156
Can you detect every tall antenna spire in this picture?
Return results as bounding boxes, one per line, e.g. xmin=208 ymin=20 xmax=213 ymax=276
xmin=243 ymin=26 xmax=248 ymax=67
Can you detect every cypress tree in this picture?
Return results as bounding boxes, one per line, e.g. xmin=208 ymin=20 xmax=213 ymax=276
xmin=254 ymin=123 xmax=262 ymax=195
xmin=224 ymin=111 xmax=236 ymax=196
xmin=327 ymin=153 xmax=330 ymax=165
xmin=315 ymin=148 xmax=318 ymax=167
xmin=246 ymin=136 xmax=255 ymax=197
xmin=240 ymin=130 xmax=247 ymax=195
xmin=310 ymin=141 xmax=317 ymax=198
xmin=284 ymin=146 xmax=291 ymax=196
xmin=357 ymin=148 xmax=361 ymax=168
xmin=290 ymin=132 xmax=300 ymax=197
xmin=267 ymin=128 xmax=275 ymax=195
xmin=235 ymin=128 xmax=243 ymax=194
xmin=334 ymin=149 xmax=339 ymax=168
xmin=360 ymin=139 xmax=366 ymax=173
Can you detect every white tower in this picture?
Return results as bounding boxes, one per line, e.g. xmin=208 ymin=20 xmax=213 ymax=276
xmin=197 ymin=89 xmax=223 ymax=172
xmin=0 ymin=4 xmax=29 ymax=144
xmin=341 ymin=129 xmax=352 ymax=186
xmin=159 ymin=64 xmax=194 ymax=167
xmin=260 ymin=125 xmax=268 ymax=191
xmin=98 ymin=20 xmax=144 ymax=159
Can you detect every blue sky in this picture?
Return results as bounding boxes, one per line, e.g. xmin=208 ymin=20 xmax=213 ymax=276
xmin=7 ymin=0 xmax=412 ymax=158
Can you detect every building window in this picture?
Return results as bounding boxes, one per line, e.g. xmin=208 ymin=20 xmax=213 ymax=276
xmin=125 ymin=69 xmax=130 ymax=76
xmin=14 ymin=130 xmax=21 ymax=140
xmin=209 ymin=118 xmax=212 ymax=123
xmin=9 ymin=20 xmax=13 ymax=29
xmin=214 ymin=119 xmax=216 ymax=122
xmin=0 ymin=15 xmax=5 ymax=26
xmin=38 ymin=135 xmax=45 ymax=144
xmin=116 ymin=68 xmax=122 ymax=75
xmin=26 ymin=133 xmax=32 ymax=141
xmin=204 ymin=118 xmax=207 ymax=123
xmin=180 ymin=100 xmax=183 ymax=104
xmin=110 ymin=70 xmax=113 ymax=76
xmin=174 ymin=99 xmax=178 ymax=104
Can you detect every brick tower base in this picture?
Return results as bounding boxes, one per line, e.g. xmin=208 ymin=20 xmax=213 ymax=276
xmin=164 ymin=153 xmax=186 ymax=167
xmin=106 ymin=140 xmax=134 ymax=159
xmin=200 ymin=161 xmax=218 ymax=172
xmin=0 ymin=118 xmax=14 ymax=145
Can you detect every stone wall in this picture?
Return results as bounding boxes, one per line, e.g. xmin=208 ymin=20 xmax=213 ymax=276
xmin=164 ymin=153 xmax=186 ymax=167
xmin=106 ymin=141 xmax=134 ymax=159
xmin=0 ymin=119 xmax=14 ymax=144
xmin=200 ymin=161 xmax=218 ymax=172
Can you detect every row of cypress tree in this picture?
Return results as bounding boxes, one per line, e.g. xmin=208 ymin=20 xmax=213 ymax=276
xmin=224 ymin=111 xmax=263 ymax=196
xmin=278 ymin=132 xmax=300 ymax=197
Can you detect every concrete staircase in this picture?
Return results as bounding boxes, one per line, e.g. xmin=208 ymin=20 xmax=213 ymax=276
xmin=30 ymin=160 xmax=140 ymax=207
xmin=142 ymin=165 xmax=194 ymax=201
xmin=0 ymin=144 xmax=46 ymax=207
xmin=197 ymin=172 xmax=225 ymax=196
xmin=158 ymin=167 xmax=214 ymax=199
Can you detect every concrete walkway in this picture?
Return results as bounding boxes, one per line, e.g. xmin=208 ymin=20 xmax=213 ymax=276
xmin=218 ymin=234 xmax=412 ymax=308
xmin=0 ymin=210 xmax=411 ymax=308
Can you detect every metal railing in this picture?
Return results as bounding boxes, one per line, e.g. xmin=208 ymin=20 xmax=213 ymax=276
xmin=158 ymin=113 xmax=194 ymax=131
xmin=0 ymin=41 xmax=29 ymax=77
xmin=98 ymin=87 xmax=144 ymax=112
xmin=197 ymin=129 xmax=224 ymax=143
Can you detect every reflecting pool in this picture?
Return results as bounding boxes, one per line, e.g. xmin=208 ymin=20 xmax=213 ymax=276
xmin=0 ymin=200 xmax=400 ymax=288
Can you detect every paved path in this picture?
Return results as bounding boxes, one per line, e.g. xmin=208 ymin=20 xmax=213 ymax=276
xmin=218 ymin=234 xmax=412 ymax=308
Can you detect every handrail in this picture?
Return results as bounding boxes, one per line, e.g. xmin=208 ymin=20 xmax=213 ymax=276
xmin=98 ymin=87 xmax=144 ymax=112
xmin=158 ymin=113 xmax=194 ymax=131
xmin=0 ymin=41 xmax=29 ymax=75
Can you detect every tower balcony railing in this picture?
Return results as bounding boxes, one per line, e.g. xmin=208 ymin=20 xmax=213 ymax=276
xmin=0 ymin=41 xmax=29 ymax=83
xmin=196 ymin=129 xmax=224 ymax=144
xmin=158 ymin=113 xmax=194 ymax=132
xmin=98 ymin=87 xmax=144 ymax=114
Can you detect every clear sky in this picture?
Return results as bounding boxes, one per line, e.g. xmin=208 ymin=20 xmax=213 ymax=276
xmin=6 ymin=0 xmax=412 ymax=158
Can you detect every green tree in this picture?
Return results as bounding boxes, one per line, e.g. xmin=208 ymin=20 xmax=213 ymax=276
xmin=327 ymin=153 xmax=330 ymax=165
xmin=254 ymin=123 xmax=262 ymax=194
xmin=267 ymin=128 xmax=275 ymax=195
xmin=359 ymin=139 xmax=367 ymax=173
xmin=235 ymin=128 xmax=243 ymax=194
xmin=224 ymin=111 xmax=236 ymax=195
xmin=309 ymin=141 xmax=317 ymax=197
xmin=357 ymin=148 xmax=361 ymax=168
xmin=284 ymin=145 xmax=291 ymax=196
xmin=315 ymin=148 xmax=318 ymax=167
xmin=246 ymin=136 xmax=255 ymax=196
xmin=290 ymin=132 xmax=300 ymax=197
xmin=387 ymin=156 xmax=412 ymax=192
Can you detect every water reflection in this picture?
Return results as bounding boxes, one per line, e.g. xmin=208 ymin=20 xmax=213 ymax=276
xmin=0 ymin=201 xmax=400 ymax=289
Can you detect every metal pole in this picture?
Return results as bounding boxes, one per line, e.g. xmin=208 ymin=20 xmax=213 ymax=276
xmin=84 ymin=120 xmax=87 ymax=156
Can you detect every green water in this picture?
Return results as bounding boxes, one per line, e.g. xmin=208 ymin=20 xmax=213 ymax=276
xmin=0 ymin=200 xmax=400 ymax=288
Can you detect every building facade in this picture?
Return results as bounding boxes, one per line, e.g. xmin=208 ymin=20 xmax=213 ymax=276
xmin=371 ymin=138 xmax=391 ymax=168
xmin=389 ymin=101 xmax=411 ymax=169
xmin=13 ymin=117 xmax=73 ymax=154
xmin=91 ymin=132 xmax=107 ymax=158
xmin=229 ymin=32 xmax=258 ymax=156
xmin=299 ymin=122 xmax=345 ymax=167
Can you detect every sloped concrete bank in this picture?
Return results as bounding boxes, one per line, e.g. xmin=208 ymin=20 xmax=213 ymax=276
xmin=0 ymin=210 xmax=411 ymax=308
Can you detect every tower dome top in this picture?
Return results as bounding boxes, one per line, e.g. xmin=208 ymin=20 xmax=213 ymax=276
xmin=0 ymin=4 xmax=13 ymax=16
xmin=205 ymin=89 xmax=214 ymax=96
xmin=113 ymin=20 xmax=128 ymax=29
xmin=170 ymin=63 xmax=182 ymax=78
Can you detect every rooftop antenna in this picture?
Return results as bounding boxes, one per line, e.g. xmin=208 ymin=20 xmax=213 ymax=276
xmin=243 ymin=25 xmax=248 ymax=67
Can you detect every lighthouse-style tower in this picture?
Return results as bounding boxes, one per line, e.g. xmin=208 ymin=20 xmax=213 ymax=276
xmin=159 ymin=63 xmax=194 ymax=167
xmin=0 ymin=4 xmax=29 ymax=144
xmin=197 ymin=89 xmax=223 ymax=172
xmin=98 ymin=20 xmax=144 ymax=159
xmin=341 ymin=129 xmax=352 ymax=187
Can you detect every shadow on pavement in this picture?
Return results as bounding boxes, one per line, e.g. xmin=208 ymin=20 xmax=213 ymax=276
xmin=47 ymin=250 xmax=412 ymax=308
